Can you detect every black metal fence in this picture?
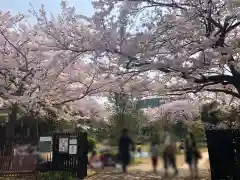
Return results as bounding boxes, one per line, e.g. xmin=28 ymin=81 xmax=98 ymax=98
xmin=0 ymin=137 xmax=39 ymax=178
xmin=0 ymin=131 xmax=88 ymax=179
xmin=206 ymin=129 xmax=240 ymax=180
xmin=51 ymin=132 xmax=88 ymax=179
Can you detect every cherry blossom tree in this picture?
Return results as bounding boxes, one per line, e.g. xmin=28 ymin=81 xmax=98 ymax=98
xmin=200 ymin=91 xmax=240 ymax=127
xmin=83 ymin=0 xmax=240 ymax=99
xmin=29 ymin=1 xmax=166 ymax=94
xmin=0 ymin=11 xmax=43 ymax=139
xmin=146 ymin=99 xmax=200 ymax=124
xmin=0 ymin=9 xmax=115 ymax=140
xmin=0 ymin=6 xmax=158 ymax=143
xmin=65 ymin=97 xmax=108 ymax=122
xmin=5 ymin=0 xmax=240 ymax=142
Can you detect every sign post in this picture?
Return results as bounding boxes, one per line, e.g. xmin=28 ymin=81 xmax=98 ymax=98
xmin=59 ymin=138 xmax=69 ymax=153
xmin=38 ymin=136 xmax=53 ymax=171
xmin=51 ymin=132 xmax=87 ymax=179
xmin=39 ymin=136 xmax=52 ymax=152
xmin=69 ymin=137 xmax=78 ymax=155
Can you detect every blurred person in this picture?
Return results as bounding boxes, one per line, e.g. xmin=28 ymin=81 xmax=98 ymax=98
xmin=150 ymin=141 xmax=158 ymax=174
xmin=137 ymin=146 xmax=142 ymax=157
xmin=118 ymin=128 xmax=134 ymax=173
xmin=184 ymin=132 xmax=202 ymax=178
xmin=163 ymin=131 xmax=178 ymax=177
xmin=179 ymin=139 xmax=184 ymax=153
xmin=99 ymin=153 xmax=105 ymax=169
xmin=88 ymin=150 xmax=102 ymax=169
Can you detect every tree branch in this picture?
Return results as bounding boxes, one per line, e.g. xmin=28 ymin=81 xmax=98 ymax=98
xmin=166 ymin=87 xmax=240 ymax=99
xmin=204 ymin=88 xmax=240 ymax=98
xmin=226 ymin=21 xmax=240 ymax=33
xmin=194 ymin=75 xmax=234 ymax=84
xmin=118 ymin=0 xmax=188 ymax=10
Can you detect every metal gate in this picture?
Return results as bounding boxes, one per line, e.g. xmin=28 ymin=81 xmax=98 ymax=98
xmin=206 ymin=129 xmax=240 ymax=180
xmin=52 ymin=132 xmax=88 ymax=179
xmin=233 ymin=136 xmax=240 ymax=179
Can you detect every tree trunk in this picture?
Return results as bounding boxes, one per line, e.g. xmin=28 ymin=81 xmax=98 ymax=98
xmin=6 ymin=103 xmax=18 ymax=140
xmin=1 ymin=103 xmax=18 ymax=169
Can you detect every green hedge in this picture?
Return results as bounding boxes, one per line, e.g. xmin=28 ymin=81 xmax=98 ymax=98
xmin=197 ymin=142 xmax=207 ymax=148
xmin=88 ymin=136 xmax=96 ymax=153
xmin=102 ymin=150 xmax=117 ymax=156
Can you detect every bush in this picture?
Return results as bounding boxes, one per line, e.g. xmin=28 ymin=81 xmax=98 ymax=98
xmin=103 ymin=150 xmax=117 ymax=157
xmin=39 ymin=172 xmax=72 ymax=180
xmin=100 ymin=149 xmax=117 ymax=159
xmin=132 ymin=158 xmax=144 ymax=165
xmin=98 ymin=149 xmax=118 ymax=166
xmin=88 ymin=136 xmax=96 ymax=153
xmin=197 ymin=142 xmax=207 ymax=148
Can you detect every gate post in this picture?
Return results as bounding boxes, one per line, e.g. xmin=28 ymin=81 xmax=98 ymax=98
xmin=51 ymin=132 xmax=88 ymax=179
xmin=76 ymin=132 xmax=88 ymax=179
xmin=206 ymin=130 xmax=235 ymax=179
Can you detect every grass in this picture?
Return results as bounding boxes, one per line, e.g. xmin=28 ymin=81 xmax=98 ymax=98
xmin=137 ymin=144 xmax=149 ymax=152
xmin=88 ymin=169 xmax=98 ymax=177
xmin=132 ymin=158 xmax=145 ymax=165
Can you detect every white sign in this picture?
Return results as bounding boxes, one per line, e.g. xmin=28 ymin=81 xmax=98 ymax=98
xmin=59 ymin=138 xmax=69 ymax=152
xmin=69 ymin=145 xmax=77 ymax=155
xmin=69 ymin=139 xmax=77 ymax=145
xmin=40 ymin=136 xmax=52 ymax=142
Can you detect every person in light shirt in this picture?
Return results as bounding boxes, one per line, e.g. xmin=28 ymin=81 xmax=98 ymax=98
xmin=88 ymin=150 xmax=102 ymax=169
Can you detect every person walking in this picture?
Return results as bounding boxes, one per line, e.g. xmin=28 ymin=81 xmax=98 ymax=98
xmin=184 ymin=132 xmax=202 ymax=178
xmin=150 ymin=141 xmax=158 ymax=174
xmin=163 ymin=131 xmax=178 ymax=177
xmin=137 ymin=146 xmax=142 ymax=157
xmin=88 ymin=150 xmax=102 ymax=169
xmin=118 ymin=128 xmax=134 ymax=173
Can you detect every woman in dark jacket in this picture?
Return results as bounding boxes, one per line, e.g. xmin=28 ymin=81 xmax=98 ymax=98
xmin=184 ymin=132 xmax=201 ymax=178
xmin=118 ymin=129 xmax=134 ymax=173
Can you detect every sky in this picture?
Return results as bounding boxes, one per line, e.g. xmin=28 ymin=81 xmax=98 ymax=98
xmin=0 ymin=0 xmax=94 ymax=19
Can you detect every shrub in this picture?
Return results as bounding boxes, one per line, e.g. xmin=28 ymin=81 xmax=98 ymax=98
xmin=103 ymin=150 xmax=117 ymax=157
xmin=100 ymin=149 xmax=117 ymax=159
xmin=132 ymin=158 xmax=144 ymax=165
xmin=87 ymin=136 xmax=96 ymax=153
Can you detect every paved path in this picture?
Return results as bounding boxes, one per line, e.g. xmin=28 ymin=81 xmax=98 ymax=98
xmin=86 ymin=152 xmax=210 ymax=179
xmin=130 ymin=151 xmax=209 ymax=171
xmin=181 ymin=152 xmax=209 ymax=169
xmin=86 ymin=169 xmax=210 ymax=180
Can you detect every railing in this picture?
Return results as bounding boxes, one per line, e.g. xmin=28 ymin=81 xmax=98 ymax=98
xmin=0 ymin=145 xmax=38 ymax=177
xmin=0 ymin=155 xmax=38 ymax=175
xmin=0 ymin=132 xmax=88 ymax=179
